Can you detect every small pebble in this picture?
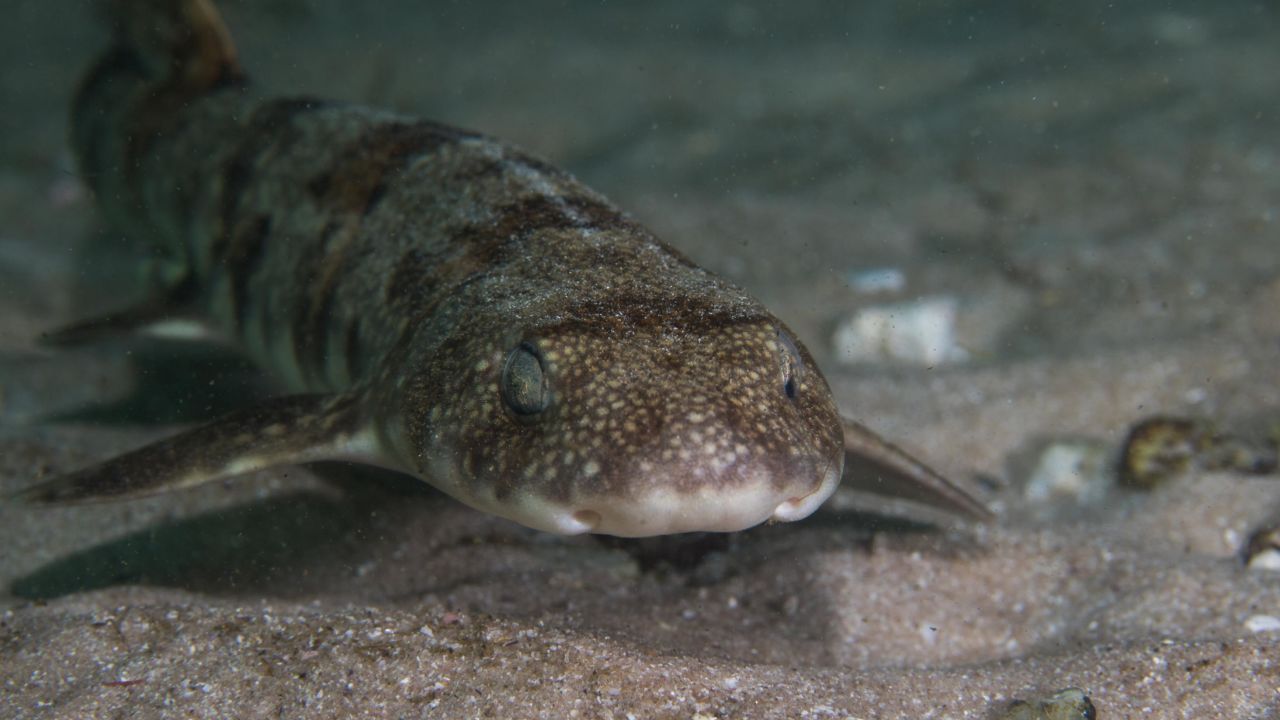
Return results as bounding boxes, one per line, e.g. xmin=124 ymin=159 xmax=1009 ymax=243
xmin=1244 ymin=524 xmax=1280 ymax=571
xmin=1247 ymin=549 xmax=1280 ymax=572
xmin=1244 ymin=615 xmax=1280 ymax=634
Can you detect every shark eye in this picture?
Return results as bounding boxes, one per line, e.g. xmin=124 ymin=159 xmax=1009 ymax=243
xmin=501 ymin=342 xmax=551 ymax=416
xmin=776 ymin=328 xmax=803 ymax=400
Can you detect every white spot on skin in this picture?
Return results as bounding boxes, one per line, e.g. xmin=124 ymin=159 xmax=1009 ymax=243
xmin=583 ymin=460 xmax=600 ymax=477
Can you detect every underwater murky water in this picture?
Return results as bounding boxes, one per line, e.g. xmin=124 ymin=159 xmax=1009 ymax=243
xmin=2 ymin=1 xmax=1278 ymax=717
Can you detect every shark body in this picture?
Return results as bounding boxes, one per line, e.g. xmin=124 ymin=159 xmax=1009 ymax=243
xmin=15 ymin=0 xmax=990 ymax=536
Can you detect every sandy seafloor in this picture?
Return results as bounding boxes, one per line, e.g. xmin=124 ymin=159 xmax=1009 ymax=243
xmin=2 ymin=0 xmax=1280 ymax=717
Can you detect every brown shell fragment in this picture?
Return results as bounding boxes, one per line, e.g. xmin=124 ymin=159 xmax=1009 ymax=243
xmin=998 ymin=688 xmax=1097 ymax=720
xmin=1118 ymin=416 xmax=1214 ymax=489
xmin=1118 ymin=415 xmax=1278 ymax=489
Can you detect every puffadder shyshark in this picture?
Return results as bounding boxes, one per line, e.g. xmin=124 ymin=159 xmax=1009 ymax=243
xmin=13 ymin=0 xmax=991 ymax=536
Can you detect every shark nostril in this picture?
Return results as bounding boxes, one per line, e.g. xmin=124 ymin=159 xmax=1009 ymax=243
xmin=773 ymin=496 xmax=807 ymax=519
xmin=551 ymin=509 xmax=602 ymax=535
xmin=771 ymin=462 xmax=842 ymax=523
xmin=572 ymin=509 xmax=601 ymax=531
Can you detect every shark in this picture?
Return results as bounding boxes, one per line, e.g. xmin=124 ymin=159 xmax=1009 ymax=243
xmin=12 ymin=0 xmax=990 ymax=536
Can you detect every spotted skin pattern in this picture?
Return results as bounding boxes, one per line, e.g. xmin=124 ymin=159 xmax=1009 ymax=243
xmin=16 ymin=0 xmax=988 ymax=536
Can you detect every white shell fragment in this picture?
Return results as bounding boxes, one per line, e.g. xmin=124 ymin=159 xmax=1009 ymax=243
xmin=1244 ymin=615 xmax=1280 ymax=634
xmin=1247 ymin=549 xmax=1280 ymax=572
xmin=1245 ymin=524 xmax=1280 ymax=572
xmin=833 ymin=296 xmax=964 ymax=366
xmin=1024 ymin=441 xmax=1112 ymax=507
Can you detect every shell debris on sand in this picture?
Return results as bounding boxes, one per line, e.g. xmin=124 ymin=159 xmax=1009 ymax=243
xmin=1119 ymin=415 xmax=1278 ymax=489
xmin=832 ymin=296 xmax=965 ymax=366
xmin=997 ymin=687 xmax=1097 ymax=720
xmin=1244 ymin=523 xmax=1280 ymax=571
xmin=1023 ymin=440 xmax=1113 ymax=510
xmin=1244 ymin=614 xmax=1280 ymax=634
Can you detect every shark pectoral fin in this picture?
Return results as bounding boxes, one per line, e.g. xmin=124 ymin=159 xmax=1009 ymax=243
xmin=12 ymin=393 xmax=379 ymax=505
xmin=42 ymin=312 xmax=224 ymax=346
xmin=39 ymin=277 xmax=225 ymax=347
xmin=840 ymin=415 xmax=994 ymax=522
